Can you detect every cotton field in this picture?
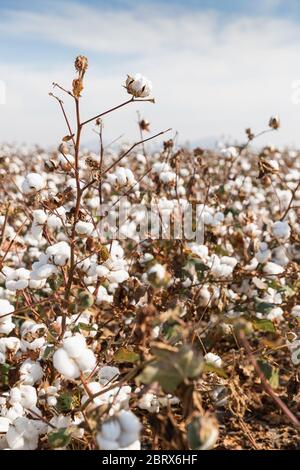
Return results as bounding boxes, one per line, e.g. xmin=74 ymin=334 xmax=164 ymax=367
xmin=0 ymin=57 xmax=300 ymax=451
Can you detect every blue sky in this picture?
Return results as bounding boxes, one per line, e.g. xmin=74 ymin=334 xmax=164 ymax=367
xmin=1 ymin=0 xmax=300 ymax=148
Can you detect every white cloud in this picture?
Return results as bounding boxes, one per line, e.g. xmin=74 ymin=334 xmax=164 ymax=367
xmin=0 ymin=2 xmax=300 ymax=148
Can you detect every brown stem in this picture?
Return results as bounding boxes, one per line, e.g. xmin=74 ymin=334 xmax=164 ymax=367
xmin=237 ymin=330 xmax=300 ymax=428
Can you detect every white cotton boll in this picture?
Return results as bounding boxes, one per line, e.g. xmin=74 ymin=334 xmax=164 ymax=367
xmin=19 ymin=359 xmax=43 ymax=385
xmin=0 ymin=299 xmax=15 ymax=316
xmin=147 ymin=263 xmax=166 ymax=282
xmin=160 ymin=171 xmax=176 ymax=183
xmin=272 ymin=221 xmax=291 ymax=240
xmin=266 ymin=307 xmax=284 ymax=321
xmin=204 ymin=352 xmax=223 ymax=368
xmin=46 ymin=241 xmax=70 ymax=260
xmin=96 ymin=286 xmax=113 ymax=304
xmin=10 ymin=385 xmax=37 ymax=409
xmin=101 ymin=420 xmax=122 ymax=441
xmin=22 ymin=173 xmax=45 ymax=194
xmin=126 ymin=73 xmax=152 ymax=98
xmin=107 ymin=269 xmax=129 ymax=284
xmin=6 ymin=425 xmax=25 ymax=450
xmin=94 ymin=265 xmax=109 ymax=278
xmin=138 ymin=392 xmax=159 ymax=413
xmin=6 ymin=417 xmax=39 ymax=450
xmin=29 ymin=278 xmax=46 ymax=289
xmin=97 ymin=436 xmax=119 ymax=450
xmin=62 ymin=334 xmax=87 ymax=359
xmin=189 ymin=243 xmax=209 ymax=260
xmin=256 ymin=246 xmax=271 ymax=263
xmin=53 ymin=348 xmax=81 ymax=380
xmin=118 ymin=410 xmax=142 ymax=435
xmin=220 ymin=147 xmax=238 ymax=159
xmin=291 ymin=305 xmax=300 ymax=318
xmin=263 ymin=262 xmax=285 ymax=276
xmin=31 ymin=222 xmax=44 ymax=240
xmin=30 ymin=263 xmax=57 ymax=280
xmin=0 ymin=337 xmax=20 ymax=354
xmin=33 ymin=210 xmax=47 ymax=225
xmin=75 ymin=221 xmax=94 ymax=236
xmin=5 ymin=403 xmax=24 ymax=422
xmin=75 ymin=347 xmax=96 ymax=372
xmin=0 ymin=417 xmax=10 ymax=433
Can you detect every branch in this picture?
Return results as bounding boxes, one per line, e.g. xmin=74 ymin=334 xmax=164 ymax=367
xmin=237 ymin=330 xmax=300 ymax=428
xmin=81 ymin=97 xmax=155 ymax=127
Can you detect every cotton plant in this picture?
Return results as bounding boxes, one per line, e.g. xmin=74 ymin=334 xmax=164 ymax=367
xmin=1 ymin=55 xmax=300 ymax=451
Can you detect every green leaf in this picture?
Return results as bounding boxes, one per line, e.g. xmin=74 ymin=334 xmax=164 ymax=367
xmin=77 ymin=322 xmax=97 ymax=332
xmin=253 ymin=318 xmax=276 ymax=333
xmin=48 ymin=428 xmax=71 ymax=448
xmin=113 ymin=347 xmax=140 ymax=364
xmin=56 ymin=393 xmax=73 ymax=413
xmin=257 ymin=360 xmax=279 ymax=389
xmin=203 ymin=363 xmax=228 ymax=378
xmin=255 ymin=302 xmax=275 ymax=314
xmin=137 ymin=345 xmax=203 ymax=393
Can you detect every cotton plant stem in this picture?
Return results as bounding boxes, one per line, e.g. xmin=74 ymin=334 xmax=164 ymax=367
xmin=62 ymin=97 xmax=82 ymax=337
xmin=81 ymin=97 xmax=154 ymax=127
xmin=237 ymin=330 xmax=300 ymax=428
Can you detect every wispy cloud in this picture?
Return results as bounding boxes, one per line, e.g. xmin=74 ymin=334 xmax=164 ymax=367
xmin=0 ymin=1 xmax=300 ymax=148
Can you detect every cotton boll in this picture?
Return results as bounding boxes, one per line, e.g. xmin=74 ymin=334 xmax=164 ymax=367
xmin=125 ymin=73 xmax=152 ymax=98
xmin=118 ymin=410 xmax=142 ymax=435
xmin=263 ymin=262 xmax=284 ymax=276
xmin=75 ymin=221 xmax=94 ymax=236
xmin=220 ymin=147 xmax=238 ymax=159
xmin=22 ymin=173 xmax=45 ymax=194
xmin=97 ymin=436 xmax=120 ymax=450
xmin=272 ymin=221 xmax=291 ymax=241
xmin=53 ymin=348 xmax=81 ymax=380
xmin=6 ymin=417 xmax=39 ymax=450
xmin=204 ymin=352 xmax=223 ymax=368
xmin=291 ymin=305 xmax=300 ymax=318
xmin=19 ymin=359 xmax=43 ymax=385
xmin=62 ymin=334 xmax=87 ymax=359
xmin=10 ymin=385 xmax=37 ymax=409
xmin=0 ymin=299 xmax=15 ymax=335
xmin=33 ymin=210 xmax=47 ymax=225
xmin=75 ymin=347 xmax=96 ymax=372
xmin=101 ymin=420 xmax=121 ymax=441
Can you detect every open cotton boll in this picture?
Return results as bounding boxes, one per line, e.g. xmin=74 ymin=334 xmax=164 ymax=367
xmin=75 ymin=347 xmax=96 ymax=372
xmin=75 ymin=220 xmax=94 ymax=236
xmin=263 ymin=262 xmax=285 ymax=276
xmin=32 ymin=210 xmax=47 ymax=225
xmin=46 ymin=241 xmax=70 ymax=265
xmin=62 ymin=334 xmax=87 ymax=359
xmin=53 ymin=348 xmax=81 ymax=380
xmin=95 ymin=285 xmax=113 ymax=304
xmin=22 ymin=173 xmax=45 ymax=194
xmin=272 ymin=221 xmax=291 ymax=240
xmin=0 ymin=299 xmax=15 ymax=335
xmin=291 ymin=305 xmax=300 ymax=318
xmin=10 ymin=385 xmax=37 ymax=409
xmin=5 ymin=268 xmax=30 ymax=291
xmin=97 ymin=411 xmax=141 ymax=450
xmin=204 ymin=352 xmax=223 ymax=368
xmin=19 ymin=359 xmax=43 ymax=385
xmin=6 ymin=417 xmax=39 ymax=450
xmin=220 ymin=147 xmax=238 ymax=159
xmin=125 ymin=73 xmax=152 ymax=98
